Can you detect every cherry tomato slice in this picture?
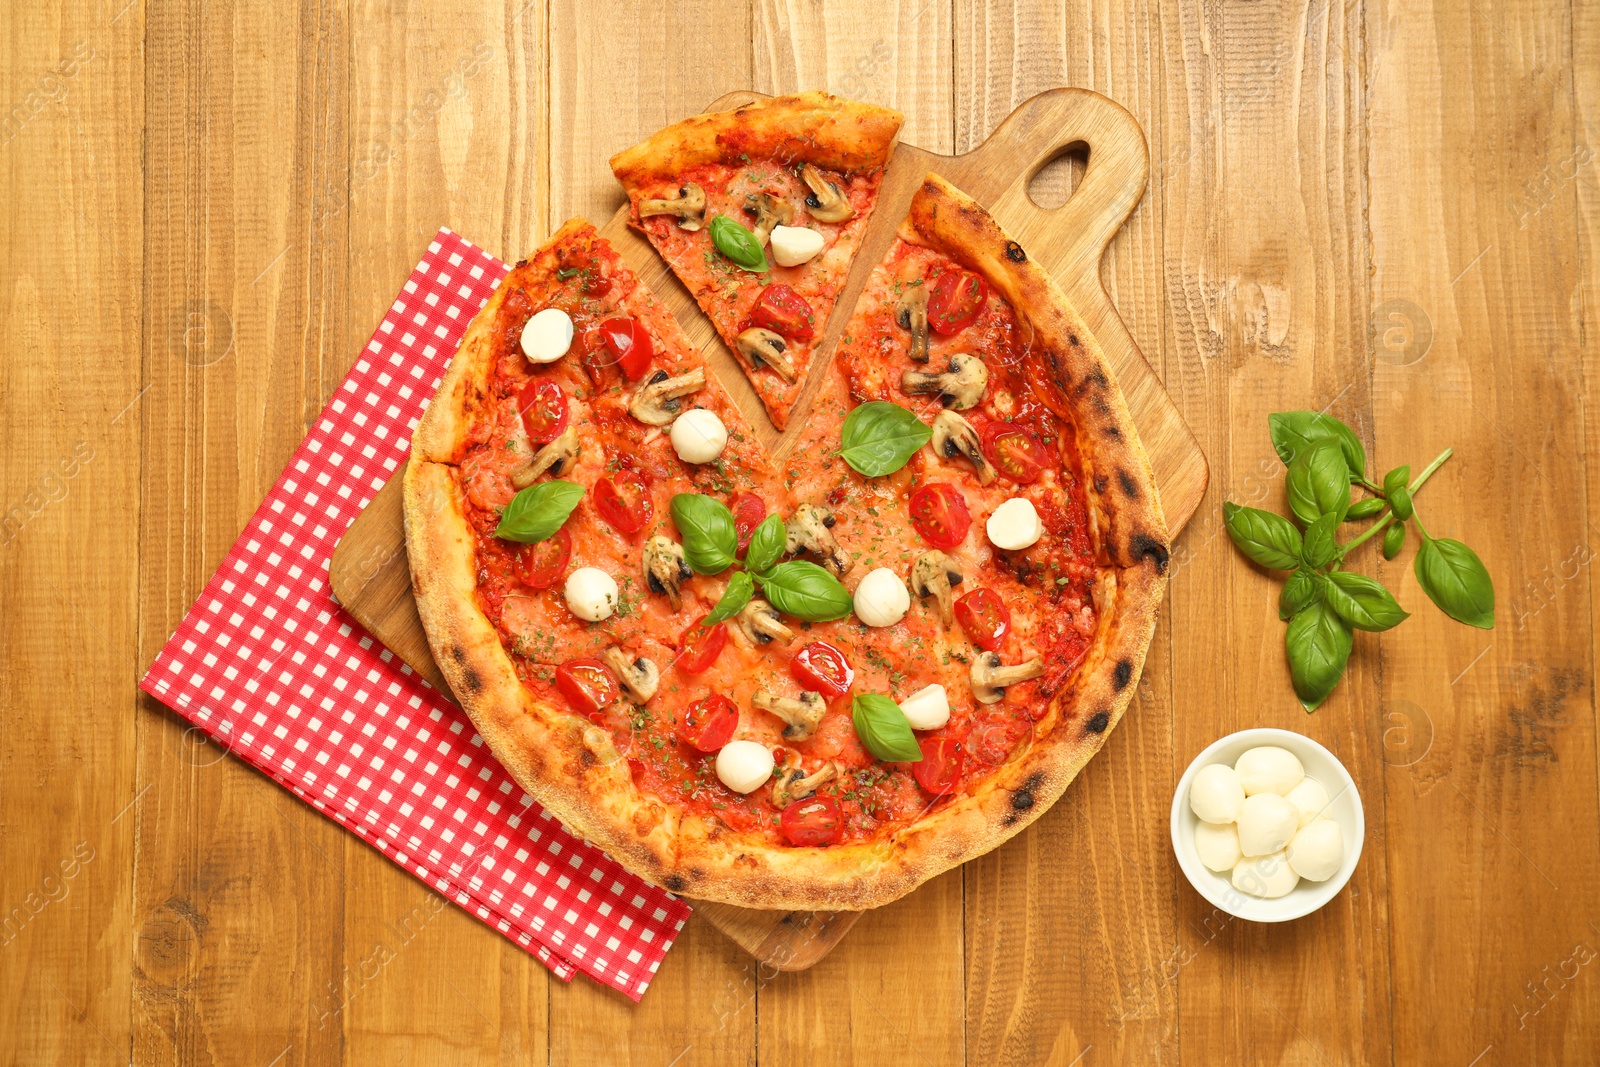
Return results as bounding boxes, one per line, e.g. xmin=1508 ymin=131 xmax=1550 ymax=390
xmin=981 ymin=423 xmax=1050 ymax=484
xmin=554 ymin=657 xmax=619 ymax=717
xmin=677 ymin=693 xmax=739 ymax=752
xmin=513 ymin=527 xmax=572 ymax=590
xmin=749 ymin=284 xmax=816 ymax=341
xmin=789 ymin=640 xmax=854 ymax=699
xmin=675 ymin=616 xmax=729 ymax=675
xmin=954 ymin=587 xmax=1011 ymax=651
xmin=730 ymin=492 xmax=767 ymax=552
xmin=908 ymin=483 xmax=972 ymax=549
xmin=517 ymin=378 xmax=569 ymax=446
xmin=927 ymin=269 xmax=987 ymax=336
xmin=779 ymin=794 xmax=844 ymax=847
xmin=597 ymin=316 xmax=654 ymax=380
xmin=913 ymin=737 xmax=966 ymax=795
xmin=593 ymin=470 xmax=654 ymax=535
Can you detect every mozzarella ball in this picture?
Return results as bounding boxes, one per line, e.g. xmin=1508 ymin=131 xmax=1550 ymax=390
xmin=986 ymin=497 xmax=1042 ymax=551
xmin=564 ymin=567 xmax=618 ymax=622
xmin=1231 ymin=851 xmax=1301 ymax=899
xmin=770 ymin=225 xmax=825 ymax=267
xmin=669 ymin=408 xmax=728 ymax=464
xmin=1189 ymin=763 xmax=1245 ymax=824
xmin=715 ymin=740 xmax=775 ymax=794
xmin=1286 ymin=819 xmax=1345 ymax=882
xmin=898 ymin=684 xmax=950 ymax=731
xmin=1194 ymin=820 xmax=1243 ymax=873
xmin=853 ymin=567 xmax=911 ymax=627
xmin=1234 ymin=745 xmax=1305 ymax=796
xmin=520 ymin=308 xmax=574 ymax=363
xmin=1285 ymin=776 xmax=1331 ymax=828
xmin=1236 ymin=793 xmax=1300 ymax=856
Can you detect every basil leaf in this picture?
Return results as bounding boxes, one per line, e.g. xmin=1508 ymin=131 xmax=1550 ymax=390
xmin=1415 ymin=537 xmax=1495 ymax=629
xmin=1382 ymin=464 xmax=1411 ymax=495
xmin=758 ymin=560 xmax=854 ymax=622
xmin=851 ymin=693 xmax=923 ymax=763
xmin=1268 ymin=410 xmax=1366 ymax=477
xmin=1285 ymin=600 xmax=1353 ymax=712
xmin=1346 ymin=496 xmax=1385 ymax=520
xmin=1383 ymin=521 xmax=1406 ymax=560
xmin=1286 ymin=439 xmax=1351 ymax=526
xmin=709 ymin=214 xmax=768 ymax=272
xmin=1388 ymin=485 xmax=1414 ymax=521
xmin=1222 ymin=502 xmax=1303 ymax=570
xmin=1279 ymin=568 xmax=1324 ymax=621
xmin=495 ymin=480 xmax=585 ymax=543
xmin=703 ymin=571 xmax=754 ymax=626
xmin=670 ymin=494 xmax=738 ymax=575
xmin=1301 ymin=513 xmax=1340 ymax=568
xmin=744 ymin=513 xmax=787 ymax=576
xmin=839 ymin=401 xmax=933 ymax=477
xmin=1324 ymin=570 xmax=1409 ymax=632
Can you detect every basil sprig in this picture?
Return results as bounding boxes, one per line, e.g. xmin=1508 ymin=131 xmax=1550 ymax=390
xmin=744 ymin=513 xmax=787 ymax=575
xmin=1223 ymin=414 xmax=1492 ymax=711
xmin=839 ymin=401 xmax=933 ymax=477
xmin=709 ymin=215 xmax=768 ymax=272
xmin=495 ymin=480 xmax=585 ymax=543
xmin=670 ymin=494 xmax=738 ymax=575
xmin=851 ymin=694 xmax=923 ymax=762
xmin=666 ymin=494 xmax=853 ymax=623
xmin=760 ymin=561 xmax=855 ymax=622
xmin=703 ymin=571 xmax=754 ymax=626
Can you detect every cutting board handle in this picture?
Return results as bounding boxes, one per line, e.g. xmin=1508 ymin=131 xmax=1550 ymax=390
xmin=956 ymin=87 xmax=1150 ymax=289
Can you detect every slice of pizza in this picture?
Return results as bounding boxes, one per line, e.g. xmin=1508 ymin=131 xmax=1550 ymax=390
xmin=609 ymin=92 xmax=902 ymax=429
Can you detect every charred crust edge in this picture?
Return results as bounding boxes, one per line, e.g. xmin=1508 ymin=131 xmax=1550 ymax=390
xmin=1085 ymin=711 xmax=1111 ymax=734
xmin=1131 ymin=533 xmax=1170 ymax=574
xmin=1113 ymin=659 xmax=1134 ymax=691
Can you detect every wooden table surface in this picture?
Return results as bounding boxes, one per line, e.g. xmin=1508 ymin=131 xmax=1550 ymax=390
xmin=4 ymin=1 xmax=1597 ymax=1063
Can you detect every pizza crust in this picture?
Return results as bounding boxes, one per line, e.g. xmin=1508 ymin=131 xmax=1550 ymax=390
xmin=609 ymin=91 xmax=902 ymax=188
xmin=406 ymin=183 xmax=1170 ymax=912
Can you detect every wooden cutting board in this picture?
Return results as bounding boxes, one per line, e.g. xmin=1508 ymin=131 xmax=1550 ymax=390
xmin=328 ymin=87 xmax=1207 ymax=972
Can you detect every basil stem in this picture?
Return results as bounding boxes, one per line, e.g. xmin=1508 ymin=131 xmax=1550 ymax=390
xmin=1337 ymin=448 xmax=1451 ymax=557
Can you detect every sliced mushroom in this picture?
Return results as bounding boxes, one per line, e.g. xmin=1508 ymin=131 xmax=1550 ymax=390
xmin=734 ymin=327 xmax=795 ymax=382
xmin=901 ymin=353 xmax=989 ymax=411
xmin=911 ymin=550 xmax=964 ymax=627
xmin=895 ymin=284 xmax=930 ymax=363
xmin=771 ymin=755 xmax=839 ymax=808
xmin=969 ymin=652 xmax=1044 ymax=705
xmin=930 ymin=410 xmax=995 ymax=485
xmin=785 ymin=503 xmax=853 ymax=578
xmin=743 ymin=192 xmax=793 ymax=244
xmin=801 ymin=163 xmax=854 ymax=224
xmin=752 ymin=688 xmax=827 ymax=742
xmin=629 ymin=367 xmax=706 ymax=426
xmin=511 ymin=424 xmax=582 ymax=489
xmin=734 ymin=598 xmax=794 ymax=646
xmin=638 ymin=182 xmax=707 ymax=231
xmin=602 ymin=647 xmax=661 ymax=704
xmin=643 ymin=536 xmax=692 ymax=611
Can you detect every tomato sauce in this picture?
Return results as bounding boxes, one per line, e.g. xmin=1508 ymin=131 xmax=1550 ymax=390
xmin=451 ymin=226 xmax=1101 ymax=847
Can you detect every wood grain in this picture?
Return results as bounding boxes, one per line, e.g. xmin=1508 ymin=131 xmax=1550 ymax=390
xmin=4 ymin=1 xmax=1600 ymax=1064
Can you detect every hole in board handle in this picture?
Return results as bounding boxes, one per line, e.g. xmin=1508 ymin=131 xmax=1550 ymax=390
xmin=1025 ymin=143 xmax=1090 ymax=211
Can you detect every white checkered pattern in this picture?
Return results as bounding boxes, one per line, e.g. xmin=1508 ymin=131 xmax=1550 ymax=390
xmin=141 ymin=229 xmax=690 ymax=1000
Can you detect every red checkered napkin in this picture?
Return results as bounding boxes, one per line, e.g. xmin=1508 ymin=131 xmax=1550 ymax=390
xmin=140 ymin=229 xmax=692 ymax=1000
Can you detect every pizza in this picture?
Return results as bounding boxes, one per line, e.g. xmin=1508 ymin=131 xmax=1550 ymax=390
xmin=406 ymin=145 xmax=1169 ymax=911
xmin=610 ymin=92 xmax=902 ymax=429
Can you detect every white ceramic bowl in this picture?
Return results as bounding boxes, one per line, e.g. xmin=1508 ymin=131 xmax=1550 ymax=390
xmin=1170 ymin=728 xmax=1364 ymax=922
